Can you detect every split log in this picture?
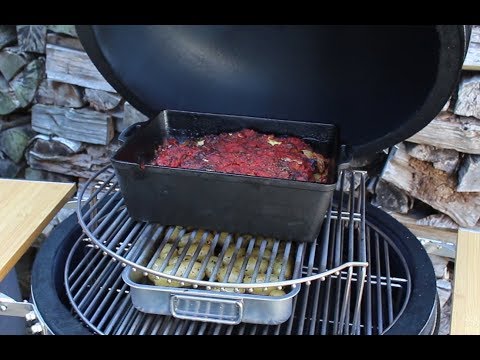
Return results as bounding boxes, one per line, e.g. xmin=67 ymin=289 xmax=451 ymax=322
xmin=84 ymin=88 xmax=122 ymax=111
xmin=429 ymin=254 xmax=449 ymax=279
xmin=404 ymin=142 xmax=460 ymax=174
xmin=45 ymin=43 xmax=115 ymax=92
xmin=24 ymin=167 xmax=76 ymax=183
xmin=46 ymin=33 xmax=83 ymax=51
xmin=457 ymin=154 xmax=480 ymax=192
xmin=381 ymin=143 xmax=480 ymax=227
xmin=27 ymin=134 xmax=84 ymax=156
xmin=373 ymin=179 xmax=413 ymax=214
xmin=0 ymin=73 xmax=21 ymax=115
xmin=16 ymin=25 xmax=47 ymax=54
xmin=0 ymin=48 xmax=37 ymax=114
xmin=31 ymin=104 xmax=114 ymax=145
xmin=471 ymin=25 xmax=480 ymax=44
xmin=47 ymin=25 xmax=77 ymax=38
xmin=463 ymin=25 xmax=480 ymax=71
xmin=0 ymin=125 xmax=35 ymax=163
xmin=0 ymin=156 xmax=23 ymax=178
xmin=416 ymin=214 xmax=459 ymax=229
xmin=389 ymin=212 xmax=458 ymax=247
xmin=26 ymin=136 xmax=119 ymax=181
xmin=10 ymin=58 xmax=45 ymax=108
xmin=35 ymin=79 xmax=85 ymax=108
xmin=0 ymin=47 xmax=33 ymax=81
xmin=407 ymin=112 xmax=480 ymax=154
xmin=0 ymin=114 xmax=30 ymax=132
xmin=0 ymin=26 xmax=16 ymax=50
xmin=454 ymin=74 xmax=480 ymax=119
xmin=116 ymin=101 xmax=148 ymax=132
xmin=108 ymin=106 xmax=124 ymax=126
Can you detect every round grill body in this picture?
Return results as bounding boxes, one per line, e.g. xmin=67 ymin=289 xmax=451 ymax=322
xmin=31 ymin=203 xmax=438 ymax=335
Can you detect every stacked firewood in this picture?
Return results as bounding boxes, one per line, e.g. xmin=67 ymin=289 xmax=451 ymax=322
xmin=373 ymin=26 xmax=480 ymax=232
xmin=0 ymin=25 xmax=147 ymax=192
xmin=2 ymin=24 xmax=480 ymax=234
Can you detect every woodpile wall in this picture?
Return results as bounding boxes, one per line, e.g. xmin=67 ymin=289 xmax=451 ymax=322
xmin=2 ymin=25 xmax=474 ymax=335
xmin=373 ymin=26 xmax=480 ymax=235
xmin=0 ymin=25 xmax=147 ymax=195
xmin=1 ymin=24 xmax=480 ymax=236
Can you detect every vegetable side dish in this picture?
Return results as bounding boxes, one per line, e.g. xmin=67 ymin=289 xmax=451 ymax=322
xmin=148 ymin=228 xmax=294 ymax=297
xmin=151 ymin=129 xmax=329 ymax=183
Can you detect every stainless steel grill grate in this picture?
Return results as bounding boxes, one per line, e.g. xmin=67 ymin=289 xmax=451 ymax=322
xmin=64 ymin=215 xmax=410 ymax=335
xmin=76 ymin=167 xmax=368 ymax=290
xmin=63 ymin=167 xmax=409 ymax=334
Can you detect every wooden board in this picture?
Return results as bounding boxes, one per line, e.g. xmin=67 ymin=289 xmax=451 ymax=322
xmin=0 ymin=179 xmax=75 ymax=281
xmin=451 ymin=229 xmax=480 ymax=335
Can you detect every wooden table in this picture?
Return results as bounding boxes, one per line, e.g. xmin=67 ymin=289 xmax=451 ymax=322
xmin=451 ymin=228 xmax=480 ymax=335
xmin=0 ymin=179 xmax=76 ymax=282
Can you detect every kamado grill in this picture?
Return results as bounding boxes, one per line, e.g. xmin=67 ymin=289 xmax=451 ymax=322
xmin=2 ymin=25 xmax=471 ymax=335
xmin=35 ymin=170 xmax=431 ymax=335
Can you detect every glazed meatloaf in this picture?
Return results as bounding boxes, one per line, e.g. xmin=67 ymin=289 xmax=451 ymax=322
xmin=151 ymin=129 xmax=329 ymax=183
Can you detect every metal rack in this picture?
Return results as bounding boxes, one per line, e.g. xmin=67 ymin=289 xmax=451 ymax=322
xmin=77 ymin=168 xmax=368 ymax=287
xmin=66 ymin=176 xmax=411 ymax=334
xmin=73 ymin=167 xmax=371 ymax=332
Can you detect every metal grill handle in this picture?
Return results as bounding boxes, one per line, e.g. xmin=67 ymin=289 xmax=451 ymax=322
xmin=170 ymin=294 xmax=244 ymax=325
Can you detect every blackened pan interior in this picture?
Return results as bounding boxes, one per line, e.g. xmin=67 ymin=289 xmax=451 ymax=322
xmin=113 ymin=110 xmax=340 ymax=185
xmin=110 ymin=110 xmax=339 ymax=242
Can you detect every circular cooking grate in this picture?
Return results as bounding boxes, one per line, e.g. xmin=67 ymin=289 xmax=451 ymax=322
xmin=72 ymin=167 xmax=372 ymax=329
xmin=65 ymin=214 xmax=410 ymax=335
xmin=76 ymin=167 xmax=368 ymax=291
xmin=64 ymin=166 xmax=412 ymax=334
xmin=64 ymin=222 xmax=410 ymax=335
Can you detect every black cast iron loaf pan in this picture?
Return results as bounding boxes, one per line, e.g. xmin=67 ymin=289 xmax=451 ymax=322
xmin=111 ymin=110 xmax=350 ymax=243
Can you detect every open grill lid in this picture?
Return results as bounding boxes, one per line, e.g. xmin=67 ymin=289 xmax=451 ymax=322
xmin=76 ymin=25 xmax=469 ymax=157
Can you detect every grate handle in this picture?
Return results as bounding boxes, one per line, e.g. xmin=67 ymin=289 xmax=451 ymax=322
xmin=118 ymin=122 xmax=144 ymax=143
xmin=170 ymin=294 xmax=244 ymax=325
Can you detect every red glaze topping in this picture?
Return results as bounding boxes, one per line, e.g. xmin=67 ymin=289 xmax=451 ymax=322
xmin=151 ymin=129 xmax=329 ymax=183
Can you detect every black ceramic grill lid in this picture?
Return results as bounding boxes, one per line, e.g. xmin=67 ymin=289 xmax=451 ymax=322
xmin=76 ymin=25 xmax=468 ymax=157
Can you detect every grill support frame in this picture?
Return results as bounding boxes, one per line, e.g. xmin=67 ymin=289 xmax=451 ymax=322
xmin=58 ymin=167 xmax=413 ymax=334
xmin=76 ymin=167 xmax=368 ymax=290
xmin=27 ymin=192 xmax=441 ymax=335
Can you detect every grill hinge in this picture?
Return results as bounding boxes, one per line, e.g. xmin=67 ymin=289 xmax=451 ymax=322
xmin=0 ymin=292 xmax=48 ymax=335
